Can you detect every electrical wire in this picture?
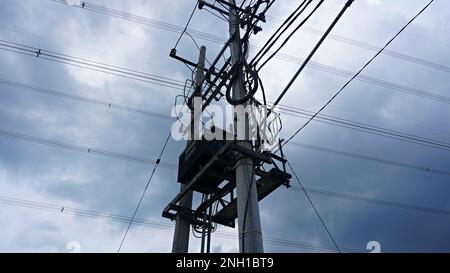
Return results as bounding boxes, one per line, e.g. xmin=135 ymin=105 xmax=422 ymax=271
xmin=3 ymin=76 xmax=450 ymax=163
xmin=173 ymin=1 xmax=198 ymax=49
xmin=49 ymin=0 xmax=450 ymax=76
xmin=38 ymin=1 xmax=450 ymax=105
xmin=271 ymin=0 xmax=354 ymax=110
xmin=0 ymin=128 xmax=177 ymax=169
xmin=277 ymin=105 xmax=450 ymax=152
xmin=0 ymin=195 xmax=361 ymax=252
xmin=286 ymin=158 xmax=341 ymax=252
xmin=287 ymin=141 xmax=450 ymax=178
xmin=0 ymin=40 xmax=186 ymax=90
xmin=117 ymin=131 xmax=172 ymax=252
xmin=275 ymin=55 xmax=450 ymax=105
xmin=288 ymin=186 xmax=450 ymax=217
xmin=2 ymin=121 xmax=449 ymax=181
xmin=0 ymin=78 xmax=174 ymax=120
xmin=2 ymin=82 xmax=450 ymax=172
xmin=258 ymin=49 xmax=450 ymax=105
xmin=251 ymin=0 xmax=309 ymax=67
xmin=283 ymin=0 xmax=436 ymax=147
xmin=256 ymin=0 xmax=324 ymax=72
xmin=4 ymin=51 xmax=448 ymax=144
xmin=2 ymin=128 xmax=450 ymax=224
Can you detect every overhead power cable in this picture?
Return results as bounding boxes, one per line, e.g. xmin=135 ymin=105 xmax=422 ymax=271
xmin=5 ymin=24 xmax=449 ymax=106
xmin=3 ymin=75 xmax=450 ymax=156
xmin=3 ymin=35 xmax=448 ymax=106
xmin=1 ymin=123 xmax=449 ymax=179
xmin=277 ymin=104 xmax=450 ymax=152
xmin=280 ymin=56 xmax=450 ymax=105
xmin=250 ymin=0 xmax=311 ymax=67
xmin=173 ymin=1 xmax=198 ymax=49
xmin=2 ymin=125 xmax=449 ymax=218
xmin=288 ymin=141 xmax=450 ymax=177
xmin=0 ymin=40 xmax=185 ymax=91
xmin=0 ymin=195 xmax=359 ymax=252
xmin=48 ymin=0 xmax=450 ymax=76
xmin=1 ymin=120 xmax=449 ymax=178
xmin=256 ymin=0 xmax=325 ymax=71
xmin=51 ymin=0 xmax=226 ymax=44
xmin=286 ymin=158 xmax=341 ymax=252
xmin=3 ymin=75 xmax=449 ymax=153
xmin=0 ymin=128 xmax=177 ymax=169
xmin=2 ymin=129 xmax=450 ymax=218
xmin=0 ymin=195 xmax=175 ymax=229
xmin=3 ymin=191 xmax=441 ymax=251
xmin=117 ymin=132 xmax=172 ymax=252
xmin=271 ymin=0 xmax=354 ymax=109
xmin=288 ymin=186 xmax=450 ymax=217
xmin=284 ymin=0 xmax=435 ymax=146
xmin=0 ymin=78 xmax=174 ymax=120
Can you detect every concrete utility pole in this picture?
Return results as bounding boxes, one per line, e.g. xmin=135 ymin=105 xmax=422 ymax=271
xmin=172 ymin=46 xmax=207 ymax=253
xmin=228 ymin=0 xmax=264 ymax=253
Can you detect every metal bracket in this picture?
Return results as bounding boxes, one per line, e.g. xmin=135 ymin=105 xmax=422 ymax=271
xmin=231 ymin=144 xmax=273 ymax=164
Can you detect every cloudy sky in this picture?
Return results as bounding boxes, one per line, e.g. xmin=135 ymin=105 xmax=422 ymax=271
xmin=0 ymin=0 xmax=449 ymax=253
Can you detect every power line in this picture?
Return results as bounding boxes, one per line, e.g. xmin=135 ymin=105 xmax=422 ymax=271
xmin=0 ymin=78 xmax=174 ymax=120
xmin=3 ymin=82 xmax=450 ymax=170
xmin=0 ymin=128 xmax=177 ymax=169
xmin=5 ymin=17 xmax=449 ymax=109
xmin=4 ymin=35 xmax=447 ymax=147
xmin=2 ymin=128 xmax=450 ymax=220
xmin=173 ymin=1 xmax=198 ymax=49
xmin=48 ymin=0 xmax=450 ymax=76
xmin=284 ymin=0 xmax=436 ymax=147
xmin=47 ymin=0 xmax=450 ymax=110
xmin=42 ymin=3 xmax=450 ymax=106
xmin=3 ymin=74 xmax=450 ymax=153
xmin=0 ymin=40 xmax=186 ymax=91
xmin=281 ymin=56 xmax=450 ymax=105
xmin=1 ymin=122 xmax=449 ymax=182
xmin=0 ymin=195 xmax=175 ymax=229
xmin=0 ymin=195 xmax=359 ymax=252
xmin=8 ymin=10 xmax=450 ymax=105
xmin=117 ymin=132 xmax=171 ymax=252
xmin=2 ymin=117 xmax=449 ymax=177
xmin=277 ymin=104 xmax=450 ymax=152
xmin=4 ymin=0 xmax=444 ymax=253
xmin=286 ymin=158 xmax=341 ymax=252
xmin=288 ymin=186 xmax=450 ymax=217
xmin=2 ymin=114 xmax=449 ymax=177
xmin=290 ymin=25 xmax=450 ymax=74
xmin=52 ymin=0 xmax=226 ymax=44
xmin=287 ymin=141 xmax=450 ymax=177
xmin=271 ymin=0 xmax=354 ymax=109
xmin=256 ymin=0 xmax=325 ymax=71
xmin=250 ymin=0 xmax=310 ymax=67
xmin=4 ymin=191 xmax=442 ymax=251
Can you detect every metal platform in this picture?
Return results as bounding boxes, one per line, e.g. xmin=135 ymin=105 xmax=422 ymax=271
xmin=212 ymin=168 xmax=291 ymax=227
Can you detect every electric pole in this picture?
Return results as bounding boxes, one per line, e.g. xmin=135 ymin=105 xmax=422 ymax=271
xmin=172 ymin=46 xmax=206 ymax=253
xmin=228 ymin=0 xmax=264 ymax=253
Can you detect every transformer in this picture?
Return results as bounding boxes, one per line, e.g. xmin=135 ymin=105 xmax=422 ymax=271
xmin=163 ymin=126 xmax=292 ymax=228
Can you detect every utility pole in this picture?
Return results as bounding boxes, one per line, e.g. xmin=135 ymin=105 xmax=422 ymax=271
xmin=172 ymin=46 xmax=207 ymax=253
xmin=228 ymin=0 xmax=264 ymax=253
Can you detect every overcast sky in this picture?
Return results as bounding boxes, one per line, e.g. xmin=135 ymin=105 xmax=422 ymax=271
xmin=1 ymin=0 xmax=450 ymax=253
